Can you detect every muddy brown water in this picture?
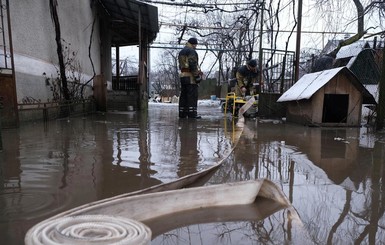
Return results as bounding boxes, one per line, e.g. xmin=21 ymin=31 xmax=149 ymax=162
xmin=1 ymin=101 xmax=385 ymax=244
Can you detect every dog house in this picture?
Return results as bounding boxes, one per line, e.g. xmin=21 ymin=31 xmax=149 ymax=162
xmin=277 ymin=67 xmax=376 ymax=127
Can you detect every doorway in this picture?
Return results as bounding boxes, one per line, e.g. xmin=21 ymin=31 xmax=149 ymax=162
xmin=322 ymin=94 xmax=349 ymax=123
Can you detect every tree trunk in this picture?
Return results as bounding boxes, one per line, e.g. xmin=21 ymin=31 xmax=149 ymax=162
xmin=49 ymin=0 xmax=70 ymax=101
xmin=352 ymin=0 xmax=365 ymax=35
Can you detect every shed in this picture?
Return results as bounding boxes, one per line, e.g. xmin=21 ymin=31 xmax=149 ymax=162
xmin=277 ymin=67 xmax=376 ymax=127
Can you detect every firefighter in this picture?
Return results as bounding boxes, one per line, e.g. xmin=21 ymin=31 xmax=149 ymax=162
xmin=235 ymin=59 xmax=259 ymax=97
xmin=178 ymin=37 xmax=203 ymax=119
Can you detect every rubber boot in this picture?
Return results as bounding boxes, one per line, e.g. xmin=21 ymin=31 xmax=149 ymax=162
xmin=188 ymin=107 xmax=201 ymax=119
xmin=179 ymin=108 xmax=187 ymax=118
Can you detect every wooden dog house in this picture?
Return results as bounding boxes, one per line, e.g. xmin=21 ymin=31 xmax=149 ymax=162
xmin=277 ymin=67 xmax=376 ymax=127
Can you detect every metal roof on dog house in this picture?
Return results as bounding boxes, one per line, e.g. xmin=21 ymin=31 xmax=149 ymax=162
xmin=277 ymin=67 xmax=376 ymax=127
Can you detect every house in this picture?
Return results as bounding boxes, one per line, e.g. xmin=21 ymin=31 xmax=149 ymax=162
xmin=334 ymin=40 xmax=380 ymax=86
xmin=0 ymin=0 xmax=158 ymax=127
xmin=277 ymin=67 xmax=376 ymax=127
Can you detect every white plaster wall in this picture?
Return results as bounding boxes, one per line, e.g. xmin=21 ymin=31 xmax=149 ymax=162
xmin=9 ymin=0 xmax=102 ymax=102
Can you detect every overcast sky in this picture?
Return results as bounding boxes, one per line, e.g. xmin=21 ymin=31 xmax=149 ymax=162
xmin=153 ymin=0 xmax=378 ymax=48
xmin=119 ymin=0 xmax=382 ymax=71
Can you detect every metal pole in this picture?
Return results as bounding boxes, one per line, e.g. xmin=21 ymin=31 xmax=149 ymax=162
xmin=294 ymin=0 xmax=303 ymax=82
xmin=116 ymin=45 xmax=120 ymax=79
xmin=258 ymin=0 xmax=264 ymax=93
xmin=0 ymin=0 xmax=8 ymax=68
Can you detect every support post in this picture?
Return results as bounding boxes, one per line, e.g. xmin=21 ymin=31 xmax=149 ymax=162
xmin=294 ymin=0 xmax=303 ymax=82
xmin=0 ymin=101 xmax=2 ymax=151
xmin=376 ymin=39 xmax=385 ymax=130
xmin=258 ymin=0 xmax=264 ymax=93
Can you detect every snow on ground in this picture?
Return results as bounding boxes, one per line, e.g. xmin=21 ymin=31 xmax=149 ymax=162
xmin=198 ymin=99 xmax=222 ymax=107
xmin=149 ymin=99 xmax=222 ymax=107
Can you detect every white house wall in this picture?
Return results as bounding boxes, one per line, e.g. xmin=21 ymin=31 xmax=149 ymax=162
xmin=9 ymin=0 xmax=102 ymax=103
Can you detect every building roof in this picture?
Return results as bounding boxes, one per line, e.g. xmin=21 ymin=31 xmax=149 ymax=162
xmin=277 ymin=67 xmax=376 ymax=104
xmin=322 ymin=39 xmax=341 ymax=55
xmin=336 ymin=40 xmax=370 ymax=59
xmin=364 ymin=84 xmax=379 ymax=103
xmin=99 ymin=0 xmax=159 ymax=46
xmin=347 ymin=48 xmax=380 ymax=85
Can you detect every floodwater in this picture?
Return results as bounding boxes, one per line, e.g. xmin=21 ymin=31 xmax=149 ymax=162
xmin=1 ymin=101 xmax=385 ymax=244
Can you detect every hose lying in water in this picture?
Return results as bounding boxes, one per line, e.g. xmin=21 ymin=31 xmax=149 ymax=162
xmin=27 ymin=215 xmax=151 ymax=245
xmin=25 ymin=100 xmax=257 ymax=245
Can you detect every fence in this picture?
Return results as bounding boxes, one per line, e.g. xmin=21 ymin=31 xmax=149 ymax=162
xmin=18 ymin=99 xmax=96 ymax=122
xmin=261 ymin=48 xmax=295 ymax=94
xmin=112 ymin=75 xmax=139 ymax=91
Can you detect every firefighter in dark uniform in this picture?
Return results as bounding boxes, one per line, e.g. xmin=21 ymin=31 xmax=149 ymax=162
xmin=235 ymin=59 xmax=259 ymax=97
xmin=178 ymin=37 xmax=203 ymax=119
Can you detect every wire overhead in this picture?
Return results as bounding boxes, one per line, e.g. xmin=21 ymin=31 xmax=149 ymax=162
xmin=138 ymin=0 xmax=258 ymax=8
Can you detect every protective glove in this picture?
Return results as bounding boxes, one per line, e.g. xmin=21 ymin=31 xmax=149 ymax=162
xmin=241 ymin=86 xmax=247 ymax=93
xmin=195 ymin=75 xmax=202 ymax=83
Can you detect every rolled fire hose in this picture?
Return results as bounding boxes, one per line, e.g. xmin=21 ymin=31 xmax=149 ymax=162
xmin=26 ymin=215 xmax=151 ymax=245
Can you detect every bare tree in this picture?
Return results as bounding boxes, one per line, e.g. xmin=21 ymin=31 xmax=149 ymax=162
xmin=112 ymin=56 xmax=138 ymax=76
xmin=49 ymin=1 xmax=98 ymax=102
xmin=153 ymin=1 xmax=300 ymax=93
xmin=169 ymin=1 xmax=288 ymax=86
xmin=49 ymin=0 xmax=70 ymax=101
xmin=313 ymin=0 xmax=385 ymax=37
xmin=152 ymin=49 xmax=180 ymax=97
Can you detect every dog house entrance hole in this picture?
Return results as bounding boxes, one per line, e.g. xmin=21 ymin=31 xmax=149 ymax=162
xmin=322 ymin=94 xmax=349 ymax=123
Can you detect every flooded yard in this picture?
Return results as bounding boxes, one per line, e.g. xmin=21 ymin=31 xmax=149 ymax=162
xmin=1 ymin=101 xmax=385 ymax=244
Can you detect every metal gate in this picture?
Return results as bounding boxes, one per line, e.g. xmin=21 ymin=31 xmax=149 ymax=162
xmin=261 ymin=48 xmax=295 ymax=94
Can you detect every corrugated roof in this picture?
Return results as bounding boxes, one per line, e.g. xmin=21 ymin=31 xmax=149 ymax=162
xmin=277 ymin=67 xmax=376 ymax=104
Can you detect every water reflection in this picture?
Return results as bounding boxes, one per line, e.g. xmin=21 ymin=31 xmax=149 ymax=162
xmin=208 ymin=121 xmax=385 ymax=244
xmin=1 ymin=102 xmax=385 ymax=244
xmin=178 ymin=120 xmax=199 ymax=176
xmin=0 ymin=103 xmax=233 ymax=244
xmin=150 ymin=197 xmax=289 ymax=244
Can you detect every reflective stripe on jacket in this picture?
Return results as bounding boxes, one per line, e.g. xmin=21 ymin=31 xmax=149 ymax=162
xmin=178 ymin=42 xmax=200 ymax=78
